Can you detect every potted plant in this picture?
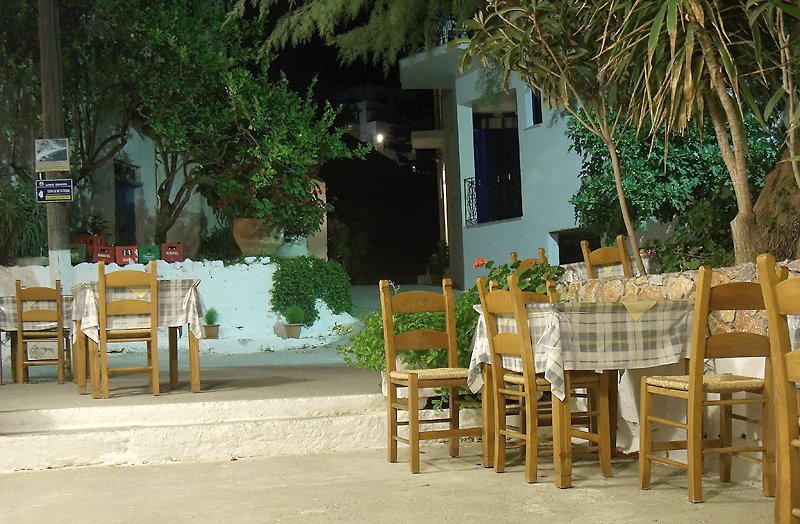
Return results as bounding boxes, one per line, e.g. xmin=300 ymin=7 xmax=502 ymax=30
xmin=203 ymin=307 xmax=220 ymax=339
xmin=426 ymin=240 xmax=450 ymax=284
xmin=201 ymin=72 xmax=370 ymax=255
xmin=282 ymin=305 xmax=305 ymax=339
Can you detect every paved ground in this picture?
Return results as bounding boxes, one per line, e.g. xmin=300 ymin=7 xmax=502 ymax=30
xmin=0 ymin=443 xmax=774 ymax=523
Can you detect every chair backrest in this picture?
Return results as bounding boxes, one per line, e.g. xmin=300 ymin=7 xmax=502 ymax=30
xmin=477 ymin=274 xmax=551 ymax=390
xmin=581 ymin=234 xmax=633 ymax=279
xmin=15 ymin=280 xmax=63 ymax=333
xmin=688 ymin=265 xmax=770 ymax=383
xmin=757 ymin=253 xmax=800 ymax=521
xmin=97 ymin=260 xmax=158 ymax=335
xmin=378 ymin=278 xmax=458 ymax=374
xmin=510 ymin=248 xmax=549 ymax=273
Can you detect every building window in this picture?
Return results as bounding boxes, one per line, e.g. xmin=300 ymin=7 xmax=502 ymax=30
xmin=531 ymin=90 xmax=543 ymax=126
xmin=467 ymin=111 xmax=522 ymax=225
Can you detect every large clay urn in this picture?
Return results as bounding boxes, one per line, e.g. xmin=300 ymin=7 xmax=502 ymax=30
xmin=232 ymin=218 xmax=284 ymax=256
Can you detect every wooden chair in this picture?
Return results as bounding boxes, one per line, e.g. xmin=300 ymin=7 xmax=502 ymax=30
xmin=476 ymin=274 xmax=612 ymax=483
xmin=379 ymin=278 xmax=482 ymax=474
xmin=581 ymin=234 xmax=633 ymax=278
xmin=14 ymin=280 xmax=71 ymax=384
xmin=758 ymin=253 xmax=800 ymax=523
xmin=639 ymin=265 xmax=774 ymax=503
xmin=510 ymin=247 xmax=548 ymax=272
xmin=90 ymin=260 xmax=159 ymax=399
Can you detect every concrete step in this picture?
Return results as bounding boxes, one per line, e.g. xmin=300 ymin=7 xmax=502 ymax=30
xmin=0 ymin=394 xmax=387 ymax=472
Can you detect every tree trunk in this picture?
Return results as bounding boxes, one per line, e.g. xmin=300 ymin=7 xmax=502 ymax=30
xmin=606 ymin=142 xmax=646 ymax=275
xmin=38 ymin=0 xmax=70 ymax=286
xmin=754 ymin=149 xmax=800 ymax=260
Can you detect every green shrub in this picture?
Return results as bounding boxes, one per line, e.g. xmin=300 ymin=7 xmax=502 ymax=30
xmin=196 ymin=221 xmax=241 ymax=261
xmin=282 ymin=305 xmax=305 ymax=324
xmin=337 ymin=262 xmax=562 ymax=372
xmin=0 ymin=175 xmax=47 ymax=265
xmin=271 ymin=256 xmax=353 ymax=326
xmin=204 ymin=307 xmax=219 ymax=325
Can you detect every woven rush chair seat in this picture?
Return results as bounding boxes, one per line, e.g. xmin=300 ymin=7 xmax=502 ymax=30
xmin=645 ymin=374 xmax=764 ymax=393
xmin=380 ymin=278 xmax=481 ymax=474
xmin=758 ymin=254 xmax=800 ymax=523
xmin=389 ymin=368 xmax=469 ymax=381
xmin=640 ymin=265 xmax=774 ymax=504
xmin=105 ymin=328 xmax=155 ymax=339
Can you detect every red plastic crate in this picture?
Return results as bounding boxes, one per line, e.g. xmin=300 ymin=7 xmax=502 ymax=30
xmin=115 ymin=246 xmax=138 ymax=265
xmin=92 ymin=246 xmax=115 ymax=264
xmin=161 ymin=243 xmax=184 ymax=262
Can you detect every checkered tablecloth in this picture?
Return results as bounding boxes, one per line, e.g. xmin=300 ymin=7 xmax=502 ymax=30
xmin=468 ymin=300 xmax=695 ymax=400
xmin=72 ymin=279 xmax=204 ymax=343
xmin=0 ymin=296 xmax=73 ymax=332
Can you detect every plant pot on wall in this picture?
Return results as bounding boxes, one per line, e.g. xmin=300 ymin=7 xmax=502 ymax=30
xmin=284 ymin=323 xmax=302 ymax=339
xmin=203 ymin=324 xmax=220 ymax=339
xmin=232 ymin=218 xmax=284 ymax=256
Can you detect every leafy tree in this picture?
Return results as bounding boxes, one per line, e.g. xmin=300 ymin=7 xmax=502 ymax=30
xmin=231 ymin=0 xmax=483 ymax=72
xmin=603 ymin=0 xmax=800 ymax=262
xmin=462 ymin=2 xmax=648 ymax=273
xmin=568 ymin=111 xmax=780 ymax=246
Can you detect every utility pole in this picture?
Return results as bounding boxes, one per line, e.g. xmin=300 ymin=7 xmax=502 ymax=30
xmin=38 ymin=0 xmax=71 ymax=288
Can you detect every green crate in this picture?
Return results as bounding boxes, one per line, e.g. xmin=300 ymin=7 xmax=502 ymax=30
xmin=139 ymin=245 xmax=160 ymax=262
xmin=70 ymin=244 xmax=88 ymax=264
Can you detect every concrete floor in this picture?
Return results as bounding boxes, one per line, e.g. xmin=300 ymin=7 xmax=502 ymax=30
xmin=0 ymin=443 xmax=774 ymax=523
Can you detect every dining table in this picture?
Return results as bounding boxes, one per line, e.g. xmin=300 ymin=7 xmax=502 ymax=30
xmin=469 ymin=299 xmax=695 ymax=488
xmin=71 ymin=278 xmax=205 ymax=396
xmin=0 ymin=295 xmax=73 ymax=383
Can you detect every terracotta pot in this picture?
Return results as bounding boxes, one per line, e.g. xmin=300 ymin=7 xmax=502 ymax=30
xmin=284 ymin=323 xmax=302 ymax=339
xmin=203 ymin=324 xmax=220 ymax=339
xmin=232 ymin=218 xmax=284 ymax=256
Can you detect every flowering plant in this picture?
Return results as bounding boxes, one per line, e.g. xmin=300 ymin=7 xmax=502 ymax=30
xmin=472 ymin=256 xmax=565 ymax=294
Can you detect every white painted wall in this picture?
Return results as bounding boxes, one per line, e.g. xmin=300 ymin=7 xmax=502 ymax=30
xmin=453 ymin=71 xmax=582 ymax=288
xmin=0 ymin=260 xmax=355 ymax=356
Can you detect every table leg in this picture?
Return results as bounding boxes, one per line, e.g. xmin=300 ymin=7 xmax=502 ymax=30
xmin=9 ymin=332 xmax=17 ymax=383
xmin=169 ymin=327 xmax=179 ymax=390
xmin=188 ymin=329 xmax=201 ymax=393
xmin=481 ymin=363 xmax=494 ymax=468
xmin=74 ymin=321 xmax=89 ymax=394
xmin=552 ymin=373 xmax=573 ymax=488
xmin=13 ymin=333 xmax=24 ymax=384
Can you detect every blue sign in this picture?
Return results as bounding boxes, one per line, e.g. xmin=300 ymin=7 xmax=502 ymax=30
xmin=36 ymin=178 xmax=73 ymax=203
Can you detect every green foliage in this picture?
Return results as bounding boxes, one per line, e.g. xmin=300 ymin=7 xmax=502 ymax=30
xmin=644 ymin=201 xmax=735 ymax=272
xmin=234 ymin=0 xmax=482 ymax=72
xmin=204 ymin=307 xmax=220 ymax=326
xmin=426 ymin=240 xmax=449 ymax=275
xmin=271 ymin=256 xmax=353 ymax=326
xmin=327 ymin=215 xmax=369 ymax=279
xmin=282 ymin=305 xmax=305 ymax=325
xmin=196 ymin=221 xmax=241 ymax=261
xmin=0 ymin=175 xmax=48 ymax=265
xmin=337 ymin=261 xmax=563 ymax=372
xmin=567 ymin=112 xmax=780 ymax=244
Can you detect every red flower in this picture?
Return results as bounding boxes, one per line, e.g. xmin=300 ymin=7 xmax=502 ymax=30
xmin=473 ymin=257 xmax=487 ymax=269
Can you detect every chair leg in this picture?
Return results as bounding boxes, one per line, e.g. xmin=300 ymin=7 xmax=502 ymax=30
xmin=149 ymin=341 xmax=160 ymax=396
xmin=761 ymin=367 xmax=776 ymax=498
xmin=639 ymin=377 xmax=653 ymax=489
xmin=99 ymin=341 xmax=110 ymax=399
xmin=493 ymin=382 xmax=508 ymax=474
xmin=449 ymin=386 xmax=460 ymax=458
xmin=57 ymin=337 xmax=64 ymax=385
xmin=63 ymin=337 xmax=73 ymax=382
xmin=388 ymin=382 xmax=398 ymax=463
xmin=524 ymin=386 xmax=538 ymax=484
xmin=408 ymin=373 xmax=420 ymax=474
xmin=719 ymin=392 xmax=733 ymax=483
xmin=89 ymin=340 xmax=101 ymax=399
xmin=687 ymin=393 xmax=704 ymax=503
xmin=596 ymin=372 xmax=613 ymax=478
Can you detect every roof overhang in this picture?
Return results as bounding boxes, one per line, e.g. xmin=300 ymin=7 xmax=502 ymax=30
xmin=411 ymin=130 xmax=444 ymax=150
xmin=399 ymin=43 xmax=467 ymax=90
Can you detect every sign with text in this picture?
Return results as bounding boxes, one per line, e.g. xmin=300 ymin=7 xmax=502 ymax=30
xmin=34 ymin=138 xmax=69 ymax=172
xmin=36 ymin=178 xmax=73 ymax=203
